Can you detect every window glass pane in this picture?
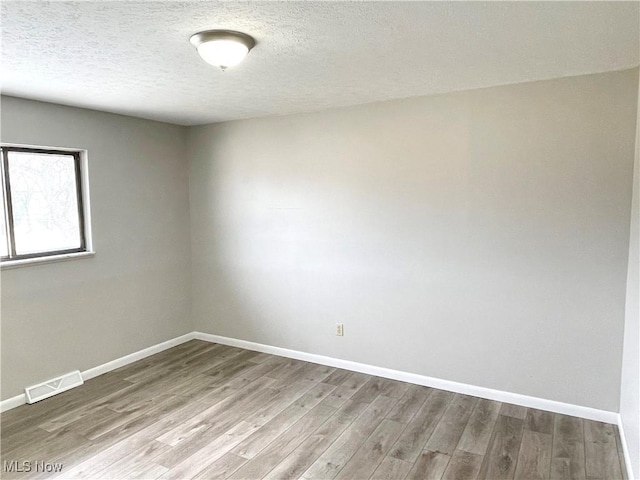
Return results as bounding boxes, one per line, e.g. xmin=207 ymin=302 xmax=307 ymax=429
xmin=7 ymin=151 xmax=81 ymax=255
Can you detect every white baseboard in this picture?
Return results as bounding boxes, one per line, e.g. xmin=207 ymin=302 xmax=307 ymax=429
xmin=81 ymin=333 xmax=195 ymax=380
xmin=0 ymin=332 xmax=196 ymax=413
xmin=193 ymin=332 xmax=619 ymax=424
xmin=0 ymin=394 xmax=27 ymax=413
xmin=617 ymin=414 xmax=636 ymax=480
xmin=0 ymin=330 xmax=632 ymax=472
xmin=0 ymin=330 xmax=621 ymax=427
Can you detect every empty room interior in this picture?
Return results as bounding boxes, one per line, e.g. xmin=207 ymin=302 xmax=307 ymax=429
xmin=1 ymin=2 xmax=640 ymax=479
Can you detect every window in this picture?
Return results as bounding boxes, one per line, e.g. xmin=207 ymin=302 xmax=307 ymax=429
xmin=1 ymin=146 xmax=90 ymax=262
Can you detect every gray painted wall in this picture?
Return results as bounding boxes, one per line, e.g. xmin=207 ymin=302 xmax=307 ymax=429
xmin=620 ymin=75 xmax=640 ymax=478
xmin=1 ymin=69 xmax=637 ymax=415
xmin=188 ymin=69 xmax=638 ymax=412
xmin=0 ymin=96 xmax=192 ymax=400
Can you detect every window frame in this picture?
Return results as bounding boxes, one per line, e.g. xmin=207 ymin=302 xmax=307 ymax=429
xmin=1 ymin=145 xmax=89 ymax=262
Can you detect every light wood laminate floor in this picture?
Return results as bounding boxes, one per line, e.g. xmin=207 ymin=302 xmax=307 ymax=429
xmin=0 ymin=340 xmax=628 ymax=480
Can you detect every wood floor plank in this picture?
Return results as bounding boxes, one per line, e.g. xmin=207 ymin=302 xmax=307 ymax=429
xmin=477 ymin=414 xmax=524 ymax=480
xmin=406 ymin=450 xmax=451 ymax=480
xmin=514 ymin=429 xmax=552 ymax=480
xmin=230 ymin=404 xmax=311 ymax=459
xmin=237 ymin=357 xmax=283 ymax=382
xmin=114 ymin=340 xmax=213 ymax=381
xmin=243 ymin=379 xmax=317 ymax=427
xmin=441 ymin=450 xmax=483 ymax=480
xmin=370 ymin=456 xmax=413 ymax=480
xmin=107 ymin=390 xmax=169 ymax=414
xmin=525 ymin=408 xmax=555 ymax=436
xmin=106 ymin=340 xmax=196 ymax=377
xmin=158 ymin=420 xmax=261 ymax=479
xmin=153 ymin=343 xmax=236 ymax=375
xmin=500 ymin=403 xmax=528 ymax=420
xmin=90 ymin=440 xmax=171 ymax=479
xmin=262 ymin=400 xmax=369 ymax=480
xmin=264 ymin=358 xmax=307 ymax=380
xmin=350 ymin=377 xmax=408 ymax=404
xmin=270 ymin=362 xmax=322 ymax=389
xmin=191 ymin=452 xmax=248 ymax=480
xmin=36 ymin=381 xmax=141 ymax=433
xmin=123 ymin=342 xmax=228 ymax=383
xmin=1 ymin=374 xmax=133 ymax=438
xmin=53 ymin=422 xmax=166 ymax=477
xmin=1 ymin=431 xmax=90 ymax=480
xmin=389 ymin=389 xmax=454 ymax=463
xmin=380 ymin=378 xmax=411 ymax=399
xmin=584 ymin=419 xmax=622 ymax=480
xmin=457 ymin=398 xmax=501 ymax=456
xmin=302 ymin=395 xmax=399 ymax=480
xmin=65 ymin=407 xmax=124 ymax=439
xmin=551 ymin=414 xmax=586 ymax=480
xmin=156 ymin=375 xmax=275 ymax=447
xmin=153 ymin=383 xmax=287 ymax=468
xmin=55 ymin=396 xmax=204 ymax=479
xmin=322 ymin=368 xmax=353 ymax=386
xmin=334 ymin=419 xmax=406 ymax=480
xmin=0 ymin=342 xmax=627 ymax=480
xmin=125 ymin=462 xmax=168 ymax=479
xmin=82 ymin=395 xmax=182 ymax=441
xmin=1 ymin=426 xmax=52 ymax=458
xmin=299 ymin=363 xmax=337 ymax=384
xmin=174 ymin=374 xmax=251 ymax=401
xmin=424 ymin=394 xmax=477 ymax=455
xmin=23 ymin=397 xmax=219 ymax=479
xmin=348 ymin=377 xmax=388 ymax=403
xmin=293 ymin=382 xmax=337 ymax=410
xmin=320 ymin=372 xmax=372 ymax=408
xmin=387 ymin=384 xmax=433 ymax=424
xmin=36 ymin=361 xmax=205 ymax=434
xmin=247 ymin=352 xmax=273 ymax=364
xmin=227 ymin=404 xmax=337 ymax=480
xmin=200 ymin=350 xmax=263 ymax=382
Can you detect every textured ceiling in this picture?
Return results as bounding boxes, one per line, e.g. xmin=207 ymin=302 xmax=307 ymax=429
xmin=1 ymin=1 xmax=638 ymax=126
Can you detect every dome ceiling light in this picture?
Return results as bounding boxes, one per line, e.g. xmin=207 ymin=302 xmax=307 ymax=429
xmin=190 ymin=30 xmax=256 ymax=70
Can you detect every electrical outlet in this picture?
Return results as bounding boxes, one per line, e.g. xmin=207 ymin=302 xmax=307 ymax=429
xmin=336 ymin=323 xmax=344 ymax=336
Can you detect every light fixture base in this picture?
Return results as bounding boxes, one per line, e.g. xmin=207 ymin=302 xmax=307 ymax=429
xmin=189 ymin=30 xmax=256 ymax=70
xmin=189 ymin=30 xmax=256 ymax=50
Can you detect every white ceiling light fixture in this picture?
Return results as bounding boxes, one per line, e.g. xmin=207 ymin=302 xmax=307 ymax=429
xmin=190 ymin=30 xmax=256 ymax=70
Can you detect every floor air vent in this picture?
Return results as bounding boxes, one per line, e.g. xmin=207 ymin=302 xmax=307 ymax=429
xmin=25 ymin=370 xmax=84 ymax=404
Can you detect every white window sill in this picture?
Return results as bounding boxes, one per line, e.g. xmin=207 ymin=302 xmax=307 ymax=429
xmin=1 ymin=251 xmax=96 ymax=270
